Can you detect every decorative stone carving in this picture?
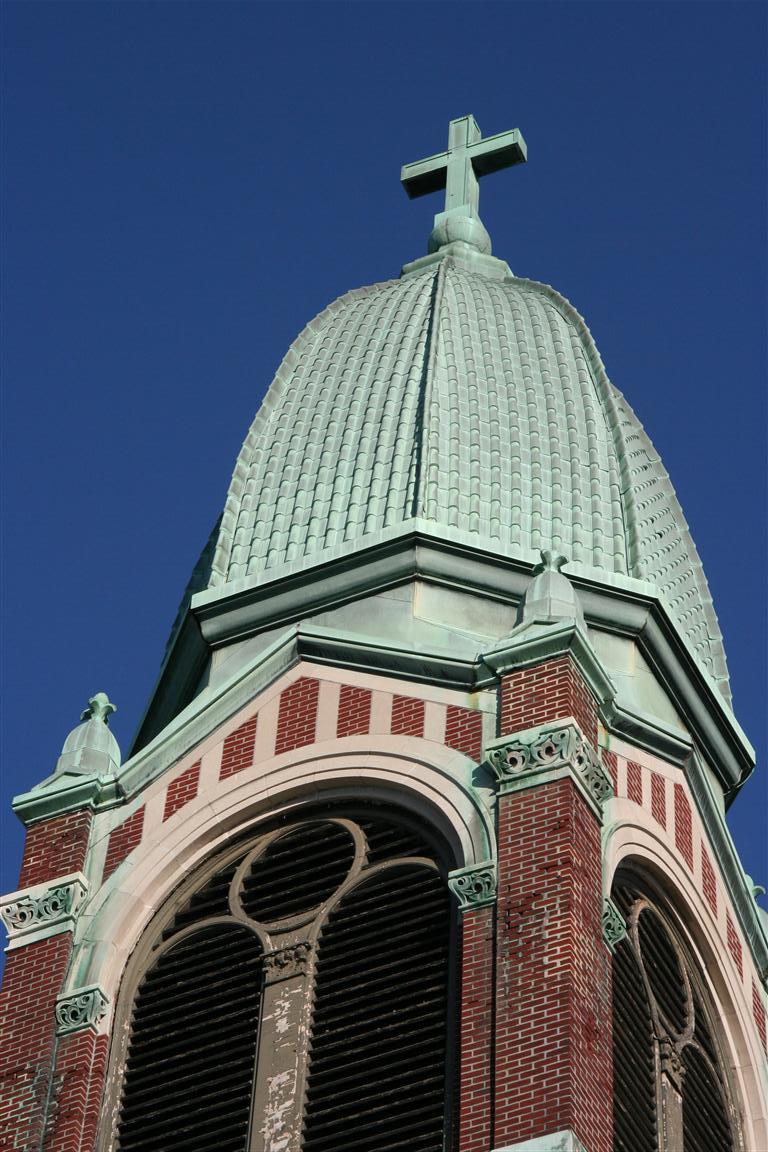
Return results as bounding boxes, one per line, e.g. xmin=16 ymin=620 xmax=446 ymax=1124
xmin=657 ymin=1036 xmax=685 ymax=1090
xmin=0 ymin=873 xmax=88 ymax=947
xmin=448 ymin=862 xmax=497 ymax=911
xmin=486 ymin=721 xmax=613 ymax=809
xmin=55 ymin=985 xmax=109 ymax=1035
xmin=581 ymin=759 xmax=614 ymax=805
xmin=602 ymin=896 xmax=628 ymax=953
xmin=264 ymin=942 xmax=312 ymax=982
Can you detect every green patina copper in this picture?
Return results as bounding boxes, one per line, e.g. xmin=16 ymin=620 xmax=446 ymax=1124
xmin=485 ymin=719 xmax=613 ymax=815
xmin=55 ymin=985 xmax=109 ymax=1035
xmin=602 ymin=896 xmax=629 ymax=954
xmin=198 ymin=118 xmax=729 ymax=700
xmin=54 ymin=692 xmax=121 ymax=778
xmin=207 ymin=258 xmax=729 ymax=701
xmin=448 ymin=861 xmax=497 ymax=911
xmin=401 ymin=114 xmax=526 ymax=257
xmin=11 ymin=118 xmax=763 ymax=981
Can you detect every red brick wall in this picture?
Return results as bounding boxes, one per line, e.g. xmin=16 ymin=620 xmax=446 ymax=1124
xmin=701 ymin=845 xmax=717 ymax=916
xmin=457 ymin=905 xmax=494 ymax=1152
xmin=219 ymin=714 xmax=258 ymax=779
xmin=336 ymin=685 xmax=371 ymax=738
xmin=19 ymin=812 xmax=91 ymax=888
xmin=650 ymin=772 xmax=667 ymax=828
xmin=43 ymin=1030 xmax=108 ymax=1152
xmin=726 ymin=911 xmax=743 ymax=978
xmin=674 ymin=784 xmax=693 ymax=870
xmin=499 ymin=656 xmax=598 ymax=742
xmin=102 ymin=807 xmax=145 ymax=883
xmin=163 ymin=762 xmax=201 ymax=821
xmin=275 ymin=677 xmax=319 ymax=755
xmin=445 ymin=706 xmax=483 ymax=763
xmin=602 ymin=749 xmax=618 ymax=791
xmin=626 ymin=761 xmax=643 ymax=806
xmin=494 ymin=778 xmax=612 ymax=1152
xmin=752 ymin=980 xmax=767 ymax=1053
xmin=391 ymin=695 xmax=425 ymax=737
xmin=0 ymin=934 xmax=72 ymax=1150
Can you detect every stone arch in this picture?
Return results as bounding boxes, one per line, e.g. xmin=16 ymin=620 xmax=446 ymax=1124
xmin=73 ymin=742 xmax=494 ymax=1002
xmin=89 ymin=755 xmax=480 ymax=1151
xmin=604 ymin=809 xmax=768 ymax=1150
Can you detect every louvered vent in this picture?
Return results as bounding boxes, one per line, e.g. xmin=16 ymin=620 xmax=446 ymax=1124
xmin=682 ymin=985 xmax=735 ymax=1152
xmin=636 ymin=905 xmax=688 ymax=1033
xmin=302 ymin=864 xmax=452 ymax=1152
xmin=611 ymin=879 xmax=739 ymax=1152
xmin=682 ymin=1043 xmax=734 ymax=1152
xmin=114 ymin=811 xmax=454 ymax=1152
xmin=164 ymin=858 xmax=240 ymax=938
xmin=241 ymin=821 xmax=356 ymax=922
xmin=612 ymin=931 xmax=657 ymax=1151
xmin=116 ymin=924 xmax=263 ymax=1151
xmin=357 ymin=816 xmax=433 ymax=864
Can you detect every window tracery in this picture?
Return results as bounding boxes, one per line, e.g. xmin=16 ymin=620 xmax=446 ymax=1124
xmin=612 ymin=876 xmax=742 ymax=1152
xmin=109 ymin=810 xmax=454 ymax=1152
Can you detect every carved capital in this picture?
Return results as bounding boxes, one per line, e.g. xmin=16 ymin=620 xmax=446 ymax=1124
xmin=264 ymin=942 xmax=312 ymax=982
xmin=56 ymin=985 xmax=109 ymax=1035
xmin=602 ymin=896 xmax=627 ymax=953
xmin=0 ymin=873 xmax=88 ymax=948
xmin=486 ymin=720 xmax=613 ymax=813
xmin=657 ymin=1035 xmax=685 ymax=1090
xmin=448 ymin=862 xmax=497 ymax=911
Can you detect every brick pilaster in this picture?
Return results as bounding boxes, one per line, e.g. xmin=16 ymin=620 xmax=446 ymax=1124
xmin=492 ymin=658 xmax=612 ymax=1152
xmin=500 ymin=655 xmax=598 ymax=743
xmin=43 ymin=1030 xmax=109 ymax=1152
xmin=457 ymin=905 xmax=494 ymax=1152
xmin=1 ymin=811 xmax=94 ymax=1149
xmin=0 ymin=935 xmax=73 ymax=1150
xmin=494 ymin=779 xmax=612 ymax=1152
xmin=19 ymin=812 xmax=91 ymax=889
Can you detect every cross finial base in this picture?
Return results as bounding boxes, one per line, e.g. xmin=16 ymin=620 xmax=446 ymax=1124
xmin=401 ymin=115 xmax=527 ymax=257
xmin=428 ymin=208 xmax=492 ymax=256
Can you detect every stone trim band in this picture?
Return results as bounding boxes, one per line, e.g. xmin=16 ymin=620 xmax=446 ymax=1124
xmin=492 ymin=1131 xmax=589 ymax=1152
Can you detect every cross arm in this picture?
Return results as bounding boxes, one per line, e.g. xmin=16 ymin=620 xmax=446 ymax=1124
xmin=400 ymin=151 xmax=449 ymax=199
xmin=468 ymin=128 xmax=527 ymax=177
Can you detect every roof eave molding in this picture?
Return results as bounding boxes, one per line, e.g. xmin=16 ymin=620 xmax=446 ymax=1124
xmin=480 ymin=616 xmax=694 ymax=768
xmin=125 ymin=527 xmax=753 ymax=795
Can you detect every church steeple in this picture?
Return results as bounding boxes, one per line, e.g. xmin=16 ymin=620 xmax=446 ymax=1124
xmin=1 ymin=117 xmax=765 ymax=1152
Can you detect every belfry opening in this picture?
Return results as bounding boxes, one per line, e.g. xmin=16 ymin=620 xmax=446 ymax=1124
xmin=1 ymin=117 xmax=766 ymax=1152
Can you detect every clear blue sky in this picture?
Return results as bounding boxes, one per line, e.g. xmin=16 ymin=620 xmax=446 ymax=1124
xmin=1 ymin=2 xmax=765 ymax=907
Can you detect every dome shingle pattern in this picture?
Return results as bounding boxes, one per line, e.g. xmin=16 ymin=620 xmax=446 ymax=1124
xmin=208 ymin=259 xmax=728 ymax=696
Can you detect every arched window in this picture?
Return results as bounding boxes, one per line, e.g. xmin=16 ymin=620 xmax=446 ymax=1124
xmin=612 ymin=875 xmax=743 ymax=1152
xmin=111 ymin=810 xmax=455 ymax=1152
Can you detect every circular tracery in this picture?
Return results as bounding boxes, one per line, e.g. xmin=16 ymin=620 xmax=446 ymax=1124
xmin=238 ymin=820 xmax=358 ymax=926
xmin=113 ymin=810 xmax=454 ymax=1152
xmin=635 ymin=903 xmax=690 ymax=1037
xmin=613 ymin=877 xmax=741 ymax=1152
